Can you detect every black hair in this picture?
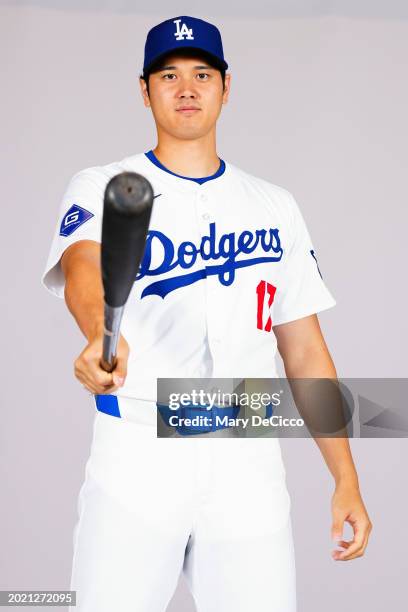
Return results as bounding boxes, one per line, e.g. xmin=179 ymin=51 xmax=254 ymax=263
xmin=140 ymin=47 xmax=226 ymax=96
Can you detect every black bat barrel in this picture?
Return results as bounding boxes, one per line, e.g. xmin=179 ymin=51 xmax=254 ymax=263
xmin=101 ymin=172 xmax=154 ymax=308
xmin=99 ymin=172 xmax=154 ymax=373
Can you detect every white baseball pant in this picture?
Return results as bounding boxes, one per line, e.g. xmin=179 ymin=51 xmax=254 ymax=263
xmin=69 ymin=397 xmax=297 ymax=611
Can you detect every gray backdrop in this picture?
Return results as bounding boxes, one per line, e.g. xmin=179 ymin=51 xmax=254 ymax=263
xmin=1 ymin=2 xmax=407 ymax=611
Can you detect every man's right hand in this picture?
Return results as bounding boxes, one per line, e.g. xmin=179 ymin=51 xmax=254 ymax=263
xmin=74 ymin=332 xmax=130 ymax=395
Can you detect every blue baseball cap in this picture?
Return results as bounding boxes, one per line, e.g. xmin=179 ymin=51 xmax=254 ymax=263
xmin=143 ymin=16 xmax=228 ymax=75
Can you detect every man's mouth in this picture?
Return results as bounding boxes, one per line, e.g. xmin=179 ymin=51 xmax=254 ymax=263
xmin=176 ymin=107 xmax=201 ymax=114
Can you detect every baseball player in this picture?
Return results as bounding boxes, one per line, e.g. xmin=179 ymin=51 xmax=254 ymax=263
xmin=41 ymin=15 xmax=372 ymax=612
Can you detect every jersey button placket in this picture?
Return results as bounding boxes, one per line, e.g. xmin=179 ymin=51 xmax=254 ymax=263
xmin=196 ymin=190 xmax=220 ymax=361
xmin=197 ymin=191 xmax=211 ymax=224
xmin=205 ymin=245 xmax=223 ymax=363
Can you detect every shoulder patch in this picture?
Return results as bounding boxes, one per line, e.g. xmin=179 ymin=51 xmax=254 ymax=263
xmin=59 ymin=204 xmax=94 ymax=237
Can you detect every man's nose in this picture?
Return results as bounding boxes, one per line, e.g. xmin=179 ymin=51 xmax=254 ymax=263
xmin=177 ymin=77 xmax=198 ymax=97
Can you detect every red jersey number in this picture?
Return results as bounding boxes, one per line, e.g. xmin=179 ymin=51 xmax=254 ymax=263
xmin=256 ymin=280 xmax=277 ymax=332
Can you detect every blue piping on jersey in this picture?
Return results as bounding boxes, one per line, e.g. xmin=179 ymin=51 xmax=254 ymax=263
xmin=144 ymin=149 xmax=225 ymax=184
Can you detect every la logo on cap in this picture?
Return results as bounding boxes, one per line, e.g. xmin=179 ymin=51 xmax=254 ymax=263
xmin=173 ymin=18 xmax=194 ymax=41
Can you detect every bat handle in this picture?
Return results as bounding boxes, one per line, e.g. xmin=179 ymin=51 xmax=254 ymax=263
xmin=100 ymin=303 xmax=125 ymax=373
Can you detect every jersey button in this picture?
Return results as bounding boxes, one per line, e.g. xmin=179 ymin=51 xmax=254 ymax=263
xmin=199 ymin=193 xmax=208 ymax=201
xmin=202 ymin=213 xmax=210 ymax=220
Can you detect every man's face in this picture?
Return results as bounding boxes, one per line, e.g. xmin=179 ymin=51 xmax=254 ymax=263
xmin=140 ymin=53 xmax=231 ymax=141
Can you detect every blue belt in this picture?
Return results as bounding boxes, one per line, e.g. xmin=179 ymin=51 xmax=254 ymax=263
xmin=94 ymin=395 xmax=274 ymax=436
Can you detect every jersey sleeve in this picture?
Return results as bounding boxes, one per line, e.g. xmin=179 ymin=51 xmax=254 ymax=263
xmin=272 ymin=193 xmax=336 ymax=326
xmin=41 ymin=168 xmax=104 ymax=299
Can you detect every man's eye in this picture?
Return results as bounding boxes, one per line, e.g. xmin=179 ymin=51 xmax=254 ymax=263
xmin=197 ymin=73 xmax=210 ymax=80
xmin=163 ymin=74 xmax=176 ymax=80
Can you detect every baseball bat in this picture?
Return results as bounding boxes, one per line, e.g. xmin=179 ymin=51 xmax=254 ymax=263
xmin=99 ymin=171 xmax=154 ymax=373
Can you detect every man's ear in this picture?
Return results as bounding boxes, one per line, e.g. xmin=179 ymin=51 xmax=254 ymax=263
xmin=139 ymin=77 xmax=150 ymax=108
xmin=222 ymin=73 xmax=231 ymax=105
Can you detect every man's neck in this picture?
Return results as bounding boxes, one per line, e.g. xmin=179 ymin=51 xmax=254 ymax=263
xmin=153 ymin=133 xmax=220 ymax=178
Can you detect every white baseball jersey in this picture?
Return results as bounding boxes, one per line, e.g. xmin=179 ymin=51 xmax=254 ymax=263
xmin=41 ymin=150 xmax=336 ymax=401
